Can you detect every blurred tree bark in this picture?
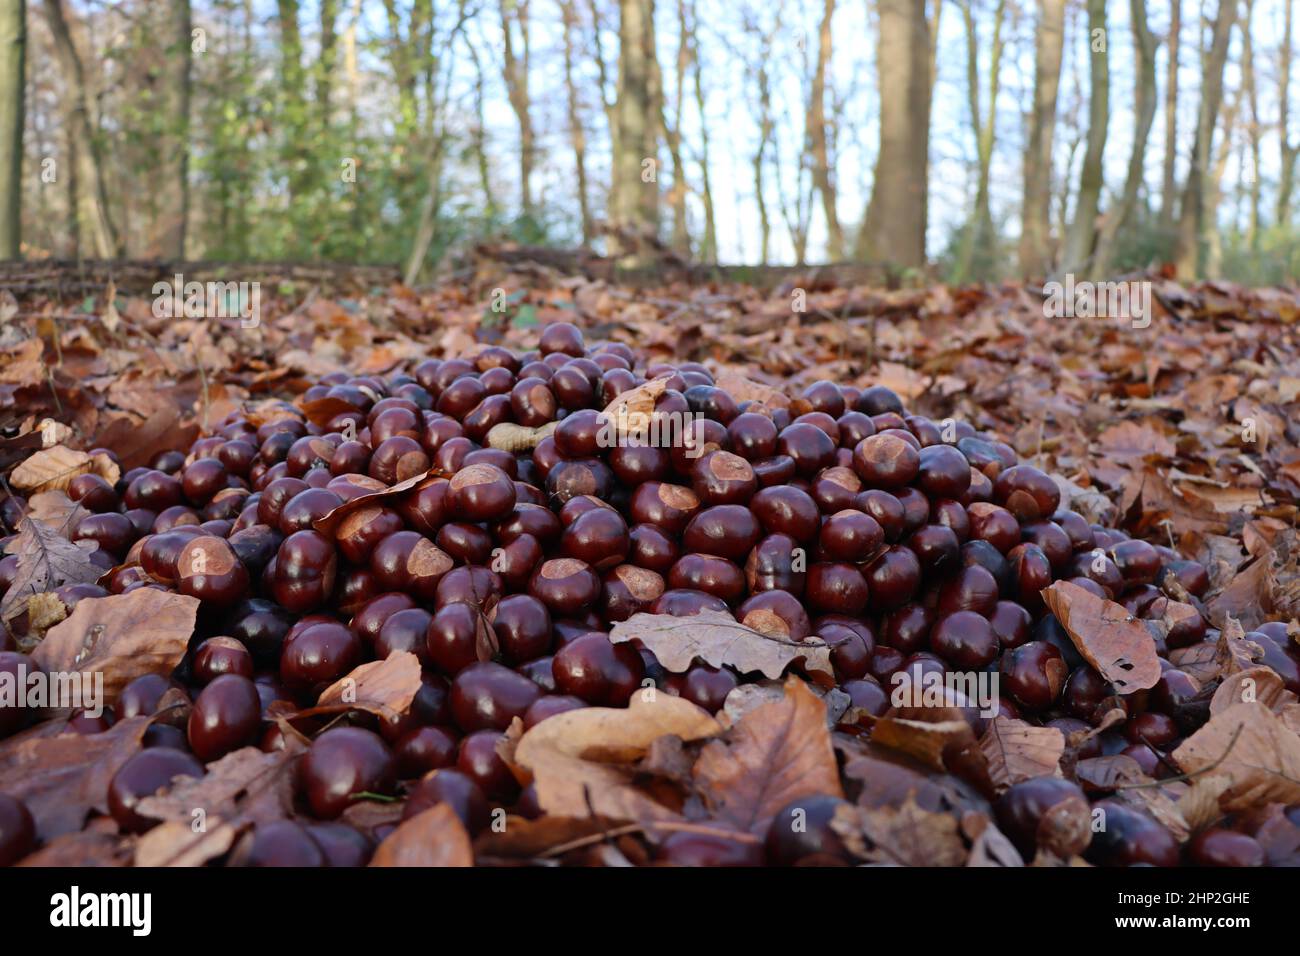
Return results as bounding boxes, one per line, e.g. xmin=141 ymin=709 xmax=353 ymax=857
xmin=0 ymin=0 xmax=23 ymax=258
xmin=856 ymin=0 xmax=930 ymax=272
xmin=954 ymin=0 xmax=1006 ymax=283
xmin=1061 ymin=0 xmax=1108 ymax=274
xmin=1093 ymin=0 xmax=1157 ymax=276
xmin=1278 ymin=0 xmax=1297 ymax=225
xmin=42 ymin=0 xmax=118 ymax=257
xmin=154 ymin=0 xmax=192 ymax=259
xmin=687 ymin=0 xmax=716 ymax=262
xmin=500 ymin=0 xmax=536 ymax=220
xmin=559 ymin=0 xmax=593 ymax=243
xmin=1019 ymin=0 xmax=1065 ymax=278
xmin=807 ymin=0 xmax=843 ymax=261
xmin=1175 ymin=0 xmax=1237 ymax=279
xmin=1159 ymin=0 xmax=1180 ymax=232
xmin=609 ymin=0 xmax=660 ymax=262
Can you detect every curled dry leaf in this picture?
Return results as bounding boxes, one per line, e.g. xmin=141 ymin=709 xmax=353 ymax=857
xmin=871 ymin=716 xmax=975 ymax=772
xmin=962 ymin=812 xmax=1025 ymax=867
xmin=1167 ymin=641 xmax=1221 ymax=685
xmin=1041 ymin=580 xmax=1162 ymax=693
xmin=25 ymin=489 xmax=89 ymax=532
xmin=1210 ymin=666 xmax=1297 ymax=715
xmin=512 ymin=691 xmax=721 ymax=823
xmin=369 ymin=804 xmax=474 ymax=867
xmin=88 ymin=405 xmax=200 ymax=473
xmin=31 ymin=590 xmax=200 ymax=710
xmin=720 ymin=679 xmax=849 ymax=728
xmin=1172 ymin=701 xmax=1300 ymax=812
xmin=978 ymin=717 xmax=1065 ymax=792
xmin=0 ymin=517 xmax=103 ymax=634
xmin=1206 ymin=556 xmax=1275 ymax=633
xmin=135 ymin=740 xmax=308 ymax=867
xmin=10 ymin=445 xmax=119 ymax=495
xmin=712 ymin=369 xmax=791 ymax=411
xmin=693 ymin=677 xmax=843 ymax=834
xmin=598 ymin=375 xmax=668 ymax=438
xmin=0 ymin=716 xmax=149 ymax=841
xmin=312 ymin=472 xmax=437 ymax=537
xmin=1215 ymin=615 xmax=1265 ymax=677
xmin=609 ymin=610 xmax=834 ymax=681
xmin=1176 ymin=775 xmax=1231 ymax=832
xmin=1074 ymin=754 xmax=1190 ymax=841
xmin=298 ymin=650 xmax=423 ymax=723
xmin=831 ymin=797 xmax=968 ymax=867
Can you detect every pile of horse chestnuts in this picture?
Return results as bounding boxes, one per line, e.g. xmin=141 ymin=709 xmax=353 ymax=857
xmin=0 ymin=319 xmax=1295 ymax=868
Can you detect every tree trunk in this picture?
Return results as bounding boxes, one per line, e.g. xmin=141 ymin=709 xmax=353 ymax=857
xmin=1019 ymin=0 xmax=1066 ymax=278
xmin=807 ymin=0 xmax=843 ymax=260
xmin=1093 ymin=0 xmax=1157 ymax=275
xmin=42 ymin=0 xmax=118 ymax=257
xmin=1174 ymin=0 xmax=1237 ymax=280
xmin=856 ymin=0 xmax=930 ymax=271
xmin=1061 ymin=0 xmax=1108 ymax=274
xmin=1159 ymin=0 xmax=1180 ymax=231
xmin=609 ymin=0 xmax=660 ymax=261
xmin=559 ymin=0 xmax=592 ymax=243
xmin=955 ymin=0 xmax=1006 ymax=282
xmin=0 ymin=0 xmax=24 ymax=259
xmin=154 ymin=0 xmax=191 ymax=259
xmin=662 ymin=0 xmax=690 ymax=255
xmin=688 ymin=0 xmax=716 ymax=262
xmin=318 ymin=0 xmax=340 ymax=128
xmin=499 ymin=0 xmax=535 ymax=219
xmin=276 ymin=0 xmax=308 ymax=200
xmin=1278 ymin=0 xmax=1297 ymax=225
xmin=1241 ymin=0 xmax=1261 ymax=249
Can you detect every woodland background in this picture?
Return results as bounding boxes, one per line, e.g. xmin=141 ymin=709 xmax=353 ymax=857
xmin=1 ymin=1 xmax=1298 ymax=285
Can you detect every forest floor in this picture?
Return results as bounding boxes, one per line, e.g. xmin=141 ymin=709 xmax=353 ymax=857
xmin=2 ymin=262 xmax=1300 ymax=865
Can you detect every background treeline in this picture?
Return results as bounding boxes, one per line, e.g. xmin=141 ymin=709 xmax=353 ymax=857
xmin=1 ymin=0 xmax=1297 ymax=284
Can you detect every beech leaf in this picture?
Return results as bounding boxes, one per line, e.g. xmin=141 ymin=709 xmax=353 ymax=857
xmin=1042 ymin=580 xmax=1161 ymax=693
xmin=370 ymin=804 xmax=474 ymax=867
xmin=609 ymin=610 xmax=834 ymax=680
xmin=31 ymin=590 xmax=200 ymax=709
xmin=693 ymin=677 xmax=842 ymax=834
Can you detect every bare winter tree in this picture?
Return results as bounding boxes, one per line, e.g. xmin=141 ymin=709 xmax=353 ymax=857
xmin=1061 ymin=0 xmax=1108 ymax=274
xmin=499 ymin=0 xmax=536 ymax=220
xmin=609 ymin=0 xmax=660 ymax=261
xmin=1159 ymin=0 xmax=1180 ymax=232
xmin=154 ymin=0 xmax=192 ymax=259
xmin=1279 ymin=0 xmax=1297 ymax=225
xmin=1175 ymin=0 xmax=1238 ymax=279
xmin=1019 ymin=0 xmax=1066 ymax=278
xmin=42 ymin=0 xmax=118 ymax=257
xmin=0 ymin=0 xmax=23 ymax=258
xmin=806 ymin=0 xmax=844 ymax=260
xmin=1093 ymin=0 xmax=1157 ymax=275
xmin=857 ymin=0 xmax=931 ymax=271
xmin=954 ymin=0 xmax=1007 ymax=282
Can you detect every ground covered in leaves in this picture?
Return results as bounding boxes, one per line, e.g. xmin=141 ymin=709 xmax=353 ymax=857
xmin=2 ymin=263 xmax=1300 ymax=867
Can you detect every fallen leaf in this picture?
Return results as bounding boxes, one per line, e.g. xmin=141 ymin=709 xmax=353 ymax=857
xmin=1210 ymin=666 xmax=1297 ymax=715
xmin=693 ymin=677 xmax=842 ymax=834
xmin=0 ymin=517 xmax=102 ymax=634
xmin=1172 ymin=701 xmax=1300 ymax=811
xmin=1042 ymin=580 xmax=1162 ymax=693
xmin=370 ymin=804 xmax=473 ymax=867
xmin=609 ymin=610 xmax=834 ymax=680
xmin=978 ymin=718 xmax=1065 ymax=791
xmin=10 ymin=445 xmax=118 ymax=495
xmin=298 ymin=650 xmax=423 ymax=723
xmin=871 ymin=716 xmax=975 ymax=772
xmin=31 ymin=590 xmax=199 ymax=710
xmin=512 ymin=691 xmax=721 ymax=823
xmin=0 ymin=717 xmax=149 ymax=840
xmin=831 ymin=797 xmax=967 ymax=866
